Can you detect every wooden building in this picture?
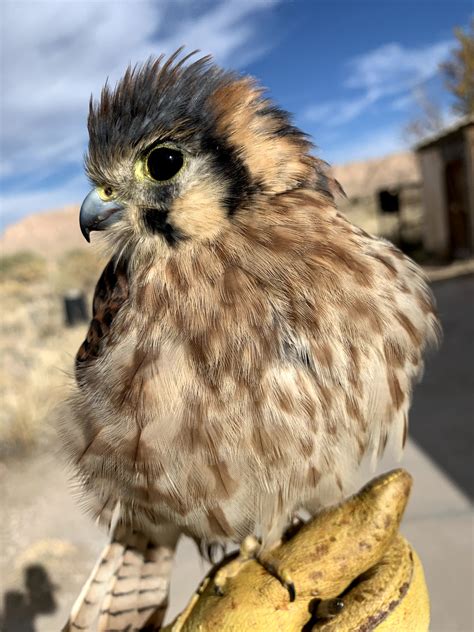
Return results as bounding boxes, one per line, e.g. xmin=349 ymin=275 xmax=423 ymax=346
xmin=332 ymin=152 xmax=423 ymax=250
xmin=416 ymin=116 xmax=474 ymax=261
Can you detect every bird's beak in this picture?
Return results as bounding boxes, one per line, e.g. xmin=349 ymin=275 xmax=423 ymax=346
xmin=79 ymin=189 xmax=125 ymax=242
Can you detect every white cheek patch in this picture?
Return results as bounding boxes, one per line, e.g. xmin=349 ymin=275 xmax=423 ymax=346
xmin=170 ymin=155 xmax=228 ymax=240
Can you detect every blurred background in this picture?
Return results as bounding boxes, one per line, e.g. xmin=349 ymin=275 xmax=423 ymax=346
xmin=0 ymin=1 xmax=473 ymax=630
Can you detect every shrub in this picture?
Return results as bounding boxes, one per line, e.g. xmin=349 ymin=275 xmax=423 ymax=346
xmin=55 ymin=248 xmax=105 ymax=293
xmin=0 ymin=251 xmax=47 ymax=284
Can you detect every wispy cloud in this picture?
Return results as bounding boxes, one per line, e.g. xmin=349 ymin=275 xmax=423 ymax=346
xmin=304 ymin=91 xmax=379 ymax=127
xmin=304 ymin=40 xmax=452 ymax=126
xmin=0 ymin=175 xmax=86 ymax=231
xmin=345 ymin=40 xmax=452 ymax=92
xmin=0 ymin=0 xmax=279 ymax=225
xmin=390 ymin=94 xmax=414 ymax=112
xmin=322 ymin=127 xmax=409 ymax=166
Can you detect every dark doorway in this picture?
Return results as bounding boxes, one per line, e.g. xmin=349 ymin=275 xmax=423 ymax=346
xmin=445 ymin=159 xmax=471 ymax=259
xmin=378 ymin=189 xmax=400 ymax=214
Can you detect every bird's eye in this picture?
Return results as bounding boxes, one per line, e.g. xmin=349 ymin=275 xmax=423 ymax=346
xmin=97 ymin=185 xmax=114 ymax=201
xmin=146 ymin=147 xmax=184 ymax=182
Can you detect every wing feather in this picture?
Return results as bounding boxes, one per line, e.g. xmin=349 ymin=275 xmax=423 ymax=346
xmin=76 ymin=256 xmax=129 ymax=369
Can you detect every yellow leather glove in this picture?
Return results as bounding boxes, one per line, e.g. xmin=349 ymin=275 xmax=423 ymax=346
xmin=165 ymin=469 xmax=429 ymax=632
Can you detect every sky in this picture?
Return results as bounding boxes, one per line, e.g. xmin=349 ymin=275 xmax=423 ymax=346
xmin=0 ymin=0 xmax=472 ymax=227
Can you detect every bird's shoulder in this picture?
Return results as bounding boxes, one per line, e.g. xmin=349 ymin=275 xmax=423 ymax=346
xmin=75 ymin=256 xmax=129 ymax=368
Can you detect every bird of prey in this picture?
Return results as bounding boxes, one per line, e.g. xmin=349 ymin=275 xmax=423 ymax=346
xmin=62 ymin=50 xmax=439 ymax=630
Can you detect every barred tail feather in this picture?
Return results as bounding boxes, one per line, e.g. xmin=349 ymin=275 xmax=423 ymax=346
xmin=64 ymin=524 xmax=177 ymax=631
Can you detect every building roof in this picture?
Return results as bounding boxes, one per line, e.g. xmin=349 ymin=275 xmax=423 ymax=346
xmin=331 ymin=151 xmax=420 ymax=199
xmin=415 ymin=115 xmax=474 ymax=151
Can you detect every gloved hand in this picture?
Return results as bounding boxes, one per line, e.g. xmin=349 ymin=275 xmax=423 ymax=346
xmin=165 ymin=469 xmax=429 ymax=632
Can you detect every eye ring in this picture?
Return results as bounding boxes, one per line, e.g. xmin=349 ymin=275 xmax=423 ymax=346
xmin=97 ymin=185 xmax=114 ymax=201
xmin=142 ymin=144 xmax=185 ymax=183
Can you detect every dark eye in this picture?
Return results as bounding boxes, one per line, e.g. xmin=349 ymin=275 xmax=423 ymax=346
xmin=146 ymin=147 xmax=184 ymax=182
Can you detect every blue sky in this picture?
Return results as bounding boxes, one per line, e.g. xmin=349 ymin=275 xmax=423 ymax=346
xmin=1 ymin=0 xmax=472 ymax=227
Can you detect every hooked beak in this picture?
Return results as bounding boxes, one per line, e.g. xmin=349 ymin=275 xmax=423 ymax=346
xmin=79 ymin=189 xmax=125 ymax=242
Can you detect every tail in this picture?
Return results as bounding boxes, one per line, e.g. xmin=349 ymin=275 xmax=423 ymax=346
xmin=63 ymin=524 xmax=178 ymax=631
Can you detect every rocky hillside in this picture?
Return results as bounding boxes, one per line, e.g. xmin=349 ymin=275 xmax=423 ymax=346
xmin=0 ymin=205 xmax=84 ymax=259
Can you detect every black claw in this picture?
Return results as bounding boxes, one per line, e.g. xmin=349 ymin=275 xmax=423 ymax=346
xmin=214 ymin=585 xmax=224 ymax=597
xmin=287 ymin=582 xmax=296 ymax=602
xmin=264 ymin=562 xmax=277 ymax=575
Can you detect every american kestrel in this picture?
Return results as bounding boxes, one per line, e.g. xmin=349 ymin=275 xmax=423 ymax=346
xmin=62 ymin=50 xmax=439 ymax=630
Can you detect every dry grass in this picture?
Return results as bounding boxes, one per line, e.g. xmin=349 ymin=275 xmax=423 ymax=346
xmin=0 ymin=251 xmax=48 ymax=284
xmin=0 ymin=248 xmax=105 ymax=457
xmin=55 ymin=248 xmax=106 ymax=294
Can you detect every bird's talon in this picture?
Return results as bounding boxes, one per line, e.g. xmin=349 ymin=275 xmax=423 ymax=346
xmin=286 ymin=581 xmax=296 ymax=602
xmin=258 ymin=554 xmax=296 ymax=602
xmin=212 ymin=546 xmax=252 ymax=597
xmin=213 ymin=569 xmax=228 ymax=596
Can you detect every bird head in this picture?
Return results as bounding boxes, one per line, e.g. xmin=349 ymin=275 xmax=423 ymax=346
xmin=80 ymin=49 xmax=319 ymax=257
